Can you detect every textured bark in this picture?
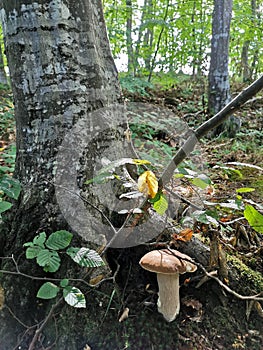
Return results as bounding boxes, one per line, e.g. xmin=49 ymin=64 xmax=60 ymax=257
xmin=0 ymin=0 xmax=122 ymax=348
xmin=208 ymin=0 xmax=234 ymax=136
xmin=241 ymin=40 xmax=251 ymax=83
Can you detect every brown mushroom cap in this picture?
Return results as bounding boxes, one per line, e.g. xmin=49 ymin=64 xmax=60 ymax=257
xmin=139 ymin=249 xmax=197 ymax=274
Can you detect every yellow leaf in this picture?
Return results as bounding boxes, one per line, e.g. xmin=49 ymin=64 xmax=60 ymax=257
xmin=132 ymin=159 xmax=151 ymax=165
xmin=138 ymin=171 xmax=158 ymax=198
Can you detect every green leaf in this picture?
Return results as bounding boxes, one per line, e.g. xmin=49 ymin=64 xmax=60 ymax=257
xmin=23 ymin=241 xmax=34 ymax=247
xmin=148 ymin=191 xmax=161 ymax=204
xmin=60 ymin=279 xmax=69 ymax=288
xmin=37 ymin=282 xmax=60 ymax=299
xmin=24 ymin=233 xmax=46 ymax=249
xmin=36 ymin=249 xmax=61 ymax=272
xmin=45 ymin=230 xmax=73 ymax=250
xmin=244 ymin=205 xmax=263 ymax=234
xmin=63 ymin=286 xmax=86 ymax=308
xmin=85 ymin=172 xmax=114 ymax=185
xmin=25 ymin=246 xmax=42 ymax=259
xmin=153 ymin=193 xmax=168 ymax=215
xmin=174 ymin=173 xmax=185 ymax=179
xmin=214 ymin=166 xmax=243 ymax=179
xmin=0 ymin=176 xmax=21 ymax=199
xmin=0 ymin=200 xmax=12 ymax=214
xmin=0 ymin=166 xmax=14 ymax=173
xmin=236 ymin=187 xmax=255 ymax=193
xmin=191 ymin=177 xmax=210 ymax=189
xmin=33 ymin=232 xmax=47 ymax=247
xmin=192 ymin=210 xmax=219 ymax=227
xmin=66 ymin=247 xmax=105 ymax=267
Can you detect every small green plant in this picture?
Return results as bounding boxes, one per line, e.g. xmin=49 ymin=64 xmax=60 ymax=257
xmin=0 ymin=144 xmax=21 ymax=218
xmin=0 ymin=178 xmax=20 ymax=218
xmin=0 ymin=144 xmax=16 ymax=172
xmin=24 ymin=230 xmax=105 ymax=307
xmin=192 ymin=185 xmax=263 ymax=235
xmin=119 ymin=75 xmax=153 ymax=96
xmin=243 ymin=204 xmax=263 ymax=234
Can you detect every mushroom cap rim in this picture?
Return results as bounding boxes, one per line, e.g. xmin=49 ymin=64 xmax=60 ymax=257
xmin=139 ymin=249 xmax=197 ymax=274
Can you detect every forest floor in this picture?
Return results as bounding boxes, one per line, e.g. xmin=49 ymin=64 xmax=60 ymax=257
xmin=0 ymin=79 xmax=262 ymax=349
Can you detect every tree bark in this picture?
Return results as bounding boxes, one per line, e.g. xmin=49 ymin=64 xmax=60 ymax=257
xmin=208 ymin=0 xmax=235 ymax=136
xmin=0 ymin=0 xmax=123 ymax=348
xmin=126 ymin=0 xmax=134 ymax=75
xmin=241 ymin=40 xmax=251 ymax=83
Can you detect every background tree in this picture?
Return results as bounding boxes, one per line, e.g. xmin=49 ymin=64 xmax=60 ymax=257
xmin=208 ymin=0 xmax=234 ymax=136
xmin=103 ymin=0 xmax=263 ymax=79
xmin=231 ymin=0 xmax=262 ymax=82
xmin=126 ymin=0 xmax=135 ymax=75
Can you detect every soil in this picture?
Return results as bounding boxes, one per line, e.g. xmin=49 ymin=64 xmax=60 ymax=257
xmin=0 ymin=83 xmax=262 ymax=350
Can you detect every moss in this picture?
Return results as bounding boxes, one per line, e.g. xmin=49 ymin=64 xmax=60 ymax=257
xmin=227 ymin=254 xmax=263 ymax=292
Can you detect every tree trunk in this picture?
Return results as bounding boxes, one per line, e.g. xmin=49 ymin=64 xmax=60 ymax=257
xmin=250 ymin=0 xmax=261 ymax=80
xmin=134 ymin=0 xmax=148 ymax=75
xmin=241 ymin=40 xmax=251 ymax=83
xmin=0 ymin=0 xmax=123 ymax=348
xmin=208 ymin=0 xmax=237 ymax=137
xmin=126 ymin=0 xmax=134 ymax=75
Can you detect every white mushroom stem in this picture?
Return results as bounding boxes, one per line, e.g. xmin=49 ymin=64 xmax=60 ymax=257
xmin=156 ymin=273 xmax=180 ymax=322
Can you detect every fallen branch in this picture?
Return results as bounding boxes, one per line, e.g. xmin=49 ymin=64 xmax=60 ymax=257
xmin=28 ymin=297 xmax=62 ymax=350
xmin=166 ymin=247 xmax=263 ymax=302
xmin=109 ymin=76 xmax=263 ymax=248
xmin=159 ymin=75 xmax=263 ymax=187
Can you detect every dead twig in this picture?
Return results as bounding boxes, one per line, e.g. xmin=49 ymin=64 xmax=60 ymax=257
xmin=166 ymin=246 xmax=263 ymax=302
xmin=28 ymin=297 xmax=63 ymax=350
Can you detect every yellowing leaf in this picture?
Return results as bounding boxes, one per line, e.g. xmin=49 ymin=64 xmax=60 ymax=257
xmin=132 ymin=159 xmax=151 ymax=165
xmin=236 ymin=187 xmax=255 ymax=193
xmin=138 ymin=171 xmax=158 ymax=198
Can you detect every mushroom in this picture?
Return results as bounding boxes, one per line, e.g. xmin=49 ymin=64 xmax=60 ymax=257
xmin=139 ymin=249 xmax=197 ymax=322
